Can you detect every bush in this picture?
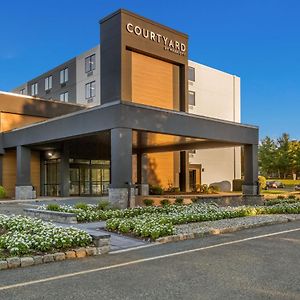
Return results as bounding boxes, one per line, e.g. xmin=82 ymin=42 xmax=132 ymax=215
xmin=277 ymin=195 xmax=285 ymax=200
xmin=0 ymin=186 xmax=6 ymax=199
xmin=143 ymin=199 xmax=154 ymax=207
xmin=160 ymin=199 xmax=170 ymax=206
xmin=208 ymin=185 xmax=220 ymax=193
xmin=46 ymin=203 xmax=61 ymax=211
xmin=258 ymin=176 xmax=267 ymax=190
xmin=199 ymin=184 xmax=209 ymax=194
xmin=288 ymin=195 xmax=296 ymax=200
xmin=97 ymin=200 xmax=111 ymax=210
xmin=74 ymin=202 xmax=88 ymax=210
xmin=149 ymin=185 xmax=164 ymax=195
xmin=174 ymin=197 xmax=184 ymax=205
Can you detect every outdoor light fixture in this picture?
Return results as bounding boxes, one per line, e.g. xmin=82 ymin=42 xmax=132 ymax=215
xmin=47 ymin=151 xmax=53 ymax=157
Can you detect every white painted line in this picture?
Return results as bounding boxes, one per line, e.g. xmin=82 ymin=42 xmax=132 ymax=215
xmin=110 ymin=243 xmax=159 ymax=254
xmin=0 ymin=226 xmax=300 ymax=292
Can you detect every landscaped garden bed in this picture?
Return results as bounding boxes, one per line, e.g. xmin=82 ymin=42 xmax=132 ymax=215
xmin=0 ymin=214 xmax=92 ymax=258
xmin=38 ymin=196 xmax=300 ymax=240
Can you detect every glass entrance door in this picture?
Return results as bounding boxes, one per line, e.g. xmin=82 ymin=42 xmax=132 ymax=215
xmin=69 ymin=160 xmax=110 ymax=196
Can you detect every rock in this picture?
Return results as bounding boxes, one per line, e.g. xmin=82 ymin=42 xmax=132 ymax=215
xmin=33 ymin=256 xmax=43 ymax=265
xmin=0 ymin=260 xmax=8 ymax=270
xmin=97 ymin=246 xmax=110 ymax=255
xmin=85 ymin=247 xmax=97 ymax=256
xmin=210 ymin=181 xmax=231 ymax=192
xmin=20 ymin=257 xmax=34 ymax=267
xmin=7 ymin=257 xmax=21 ymax=269
xmin=43 ymin=254 xmax=54 ymax=263
xmin=75 ymin=248 xmax=86 ymax=258
xmin=54 ymin=252 xmax=65 ymax=261
xmin=65 ymin=251 xmax=76 ymax=259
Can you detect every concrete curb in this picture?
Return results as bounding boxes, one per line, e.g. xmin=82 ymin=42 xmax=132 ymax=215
xmin=0 ymin=236 xmax=111 ymax=271
xmin=155 ymin=216 xmax=299 ymax=244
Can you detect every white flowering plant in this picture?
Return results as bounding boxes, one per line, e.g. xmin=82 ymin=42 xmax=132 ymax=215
xmin=0 ymin=214 xmax=92 ymax=256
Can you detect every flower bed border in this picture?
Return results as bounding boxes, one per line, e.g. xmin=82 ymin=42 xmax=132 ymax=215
xmin=155 ymin=214 xmax=300 ymax=243
xmin=0 ymin=235 xmax=110 ymax=271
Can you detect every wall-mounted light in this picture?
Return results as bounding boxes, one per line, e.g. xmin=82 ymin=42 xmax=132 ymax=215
xmin=47 ymin=151 xmax=53 ymax=157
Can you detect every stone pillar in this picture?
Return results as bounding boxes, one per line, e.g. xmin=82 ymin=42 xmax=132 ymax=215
xmin=109 ymin=128 xmax=133 ymax=208
xmin=242 ymin=144 xmax=259 ymax=195
xmin=60 ymin=143 xmax=70 ymax=197
xmin=15 ymin=146 xmax=33 ymax=199
xmin=179 ymin=151 xmax=189 ymax=192
xmin=137 ymin=152 xmax=149 ymax=196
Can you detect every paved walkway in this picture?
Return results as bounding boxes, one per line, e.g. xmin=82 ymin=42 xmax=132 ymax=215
xmin=54 ymin=221 xmax=149 ymax=252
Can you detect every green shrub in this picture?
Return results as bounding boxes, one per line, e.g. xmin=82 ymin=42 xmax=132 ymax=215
xmin=277 ymin=195 xmax=285 ymax=200
xmin=46 ymin=203 xmax=61 ymax=211
xmin=149 ymin=185 xmax=164 ymax=195
xmin=97 ymin=200 xmax=111 ymax=210
xmin=200 ymin=184 xmax=209 ymax=194
xmin=288 ymin=195 xmax=296 ymax=200
xmin=174 ymin=197 xmax=184 ymax=205
xmin=191 ymin=197 xmax=199 ymax=203
xmin=143 ymin=198 xmax=154 ymax=206
xmin=74 ymin=202 xmax=88 ymax=210
xmin=160 ymin=199 xmax=170 ymax=206
xmin=258 ymin=176 xmax=267 ymax=190
xmin=0 ymin=186 xmax=6 ymax=199
xmin=208 ymin=185 xmax=220 ymax=193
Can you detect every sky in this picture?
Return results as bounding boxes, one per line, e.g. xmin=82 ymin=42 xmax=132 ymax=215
xmin=0 ymin=0 xmax=299 ymax=140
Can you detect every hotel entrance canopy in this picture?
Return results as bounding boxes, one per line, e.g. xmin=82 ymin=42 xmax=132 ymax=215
xmin=0 ymin=101 xmax=259 ymax=203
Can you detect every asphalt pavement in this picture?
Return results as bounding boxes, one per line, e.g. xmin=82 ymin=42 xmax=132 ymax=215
xmin=1 ymin=221 xmax=300 ymax=300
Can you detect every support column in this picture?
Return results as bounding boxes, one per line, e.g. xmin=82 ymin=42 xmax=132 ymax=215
xmin=60 ymin=143 xmax=70 ymax=197
xmin=109 ymin=128 xmax=133 ymax=208
xmin=137 ymin=152 xmax=149 ymax=196
xmin=242 ymin=144 xmax=259 ymax=195
xmin=179 ymin=151 xmax=189 ymax=192
xmin=15 ymin=146 xmax=33 ymax=199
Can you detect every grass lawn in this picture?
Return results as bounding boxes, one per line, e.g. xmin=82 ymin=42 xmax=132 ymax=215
xmin=267 ymin=179 xmax=300 ymax=186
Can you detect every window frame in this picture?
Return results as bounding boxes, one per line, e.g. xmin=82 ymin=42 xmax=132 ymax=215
xmin=45 ymin=75 xmax=53 ymax=91
xmin=188 ymin=66 xmax=195 ymax=82
xmin=31 ymin=83 xmax=38 ymax=96
xmin=59 ymin=91 xmax=69 ymax=102
xmin=85 ymin=81 xmax=96 ymax=99
xmin=85 ymin=54 xmax=96 ymax=73
xmin=60 ymin=68 xmax=69 ymax=84
xmin=188 ymin=90 xmax=196 ymax=106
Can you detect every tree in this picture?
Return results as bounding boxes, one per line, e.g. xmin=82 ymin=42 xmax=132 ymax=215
xmin=258 ymin=136 xmax=277 ymax=177
xmin=276 ymin=133 xmax=291 ymax=178
xmin=289 ymin=140 xmax=300 ymax=178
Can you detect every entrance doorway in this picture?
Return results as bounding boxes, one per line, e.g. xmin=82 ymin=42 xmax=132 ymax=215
xmin=69 ymin=160 xmax=110 ymax=196
xmin=189 ymin=164 xmax=201 ymax=192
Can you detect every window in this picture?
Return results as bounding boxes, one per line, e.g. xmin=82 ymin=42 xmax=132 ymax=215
xmin=85 ymin=54 xmax=96 ymax=73
xmin=20 ymin=88 xmax=25 ymax=95
xmin=188 ymin=66 xmax=195 ymax=81
xmin=60 ymin=68 xmax=68 ymax=84
xmin=189 ymin=91 xmax=195 ymax=106
xmin=45 ymin=75 xmax=52 ymax=90
xmin=60 ymin=91 xmax=69 ymax=102
xmin=31 ymin=83 xmax=38 ymax=96
xmin=85 ymin=81 xmax=96 ymax=99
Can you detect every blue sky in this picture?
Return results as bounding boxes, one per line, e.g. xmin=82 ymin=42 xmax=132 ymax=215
xmin=0 ymin=0 xmax=299 ymax=140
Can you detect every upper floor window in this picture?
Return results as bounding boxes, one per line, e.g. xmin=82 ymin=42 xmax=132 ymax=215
xmin=60 ymin=68 xmax=68 ymax=84
xmin=85 ymin=81 xmax=96 ymax=99
xmin=20 ymin=88 xmax=25 ymax=95
xmin=31 ymin=83 xmax=38 ymax=96
xmin=45 ymin=75 xmax=52 ymax=91
xmin=60 ymin=91 xmax=69 ymax=102
xmin=188 ymin=66 xmax=195 ymax=81
xmin=189 ymin=91 xmax=195 ymax=106
xmin=85 ymin=54 xmax=96 ymax=73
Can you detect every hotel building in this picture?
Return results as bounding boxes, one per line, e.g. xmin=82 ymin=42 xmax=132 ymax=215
xmin=0 ymin=9 xmax=258 ymax=206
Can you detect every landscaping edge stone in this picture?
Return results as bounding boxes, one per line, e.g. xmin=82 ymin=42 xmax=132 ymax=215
xmin=155 ymin=215 xmax=300 ymax=244
xmin=0 ymin=238 xmax=111 ymax=271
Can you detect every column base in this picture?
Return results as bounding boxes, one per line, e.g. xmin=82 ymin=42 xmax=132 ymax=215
xmin=242 ymin=185 xmax=259 ymax=196
xmin=109 ymin=188 xmax=135 ymax=209
xmin=138 ymin=184 xmax=149 ymax=196
xmin=15 ymin=186 xmax=35 ymax=200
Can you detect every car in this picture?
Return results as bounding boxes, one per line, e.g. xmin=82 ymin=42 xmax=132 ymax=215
xmin=295 ymin=185 xmax=300 ymax=191
xmin=266 ymin=181 xmax=285 ymax=189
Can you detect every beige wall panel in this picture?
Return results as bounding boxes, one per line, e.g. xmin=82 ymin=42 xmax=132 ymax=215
xmin=2 ymin=150 xmax=16 ymax=198
xmin=0 ymin=112 xmax=46 ymax=132
xmin=147 ymin=152 xmax=175 ymax=189
xmin=131 ymin=52 xmax=175 ymax=110
xmin=31 ymin=151 xmax=40 ymax=197
xmin=2 ymin=150 xmax=40 ymax=198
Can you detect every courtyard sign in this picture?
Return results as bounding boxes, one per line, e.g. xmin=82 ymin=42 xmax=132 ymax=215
xmin=126 ymin=23 xmax=186 ymax=56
